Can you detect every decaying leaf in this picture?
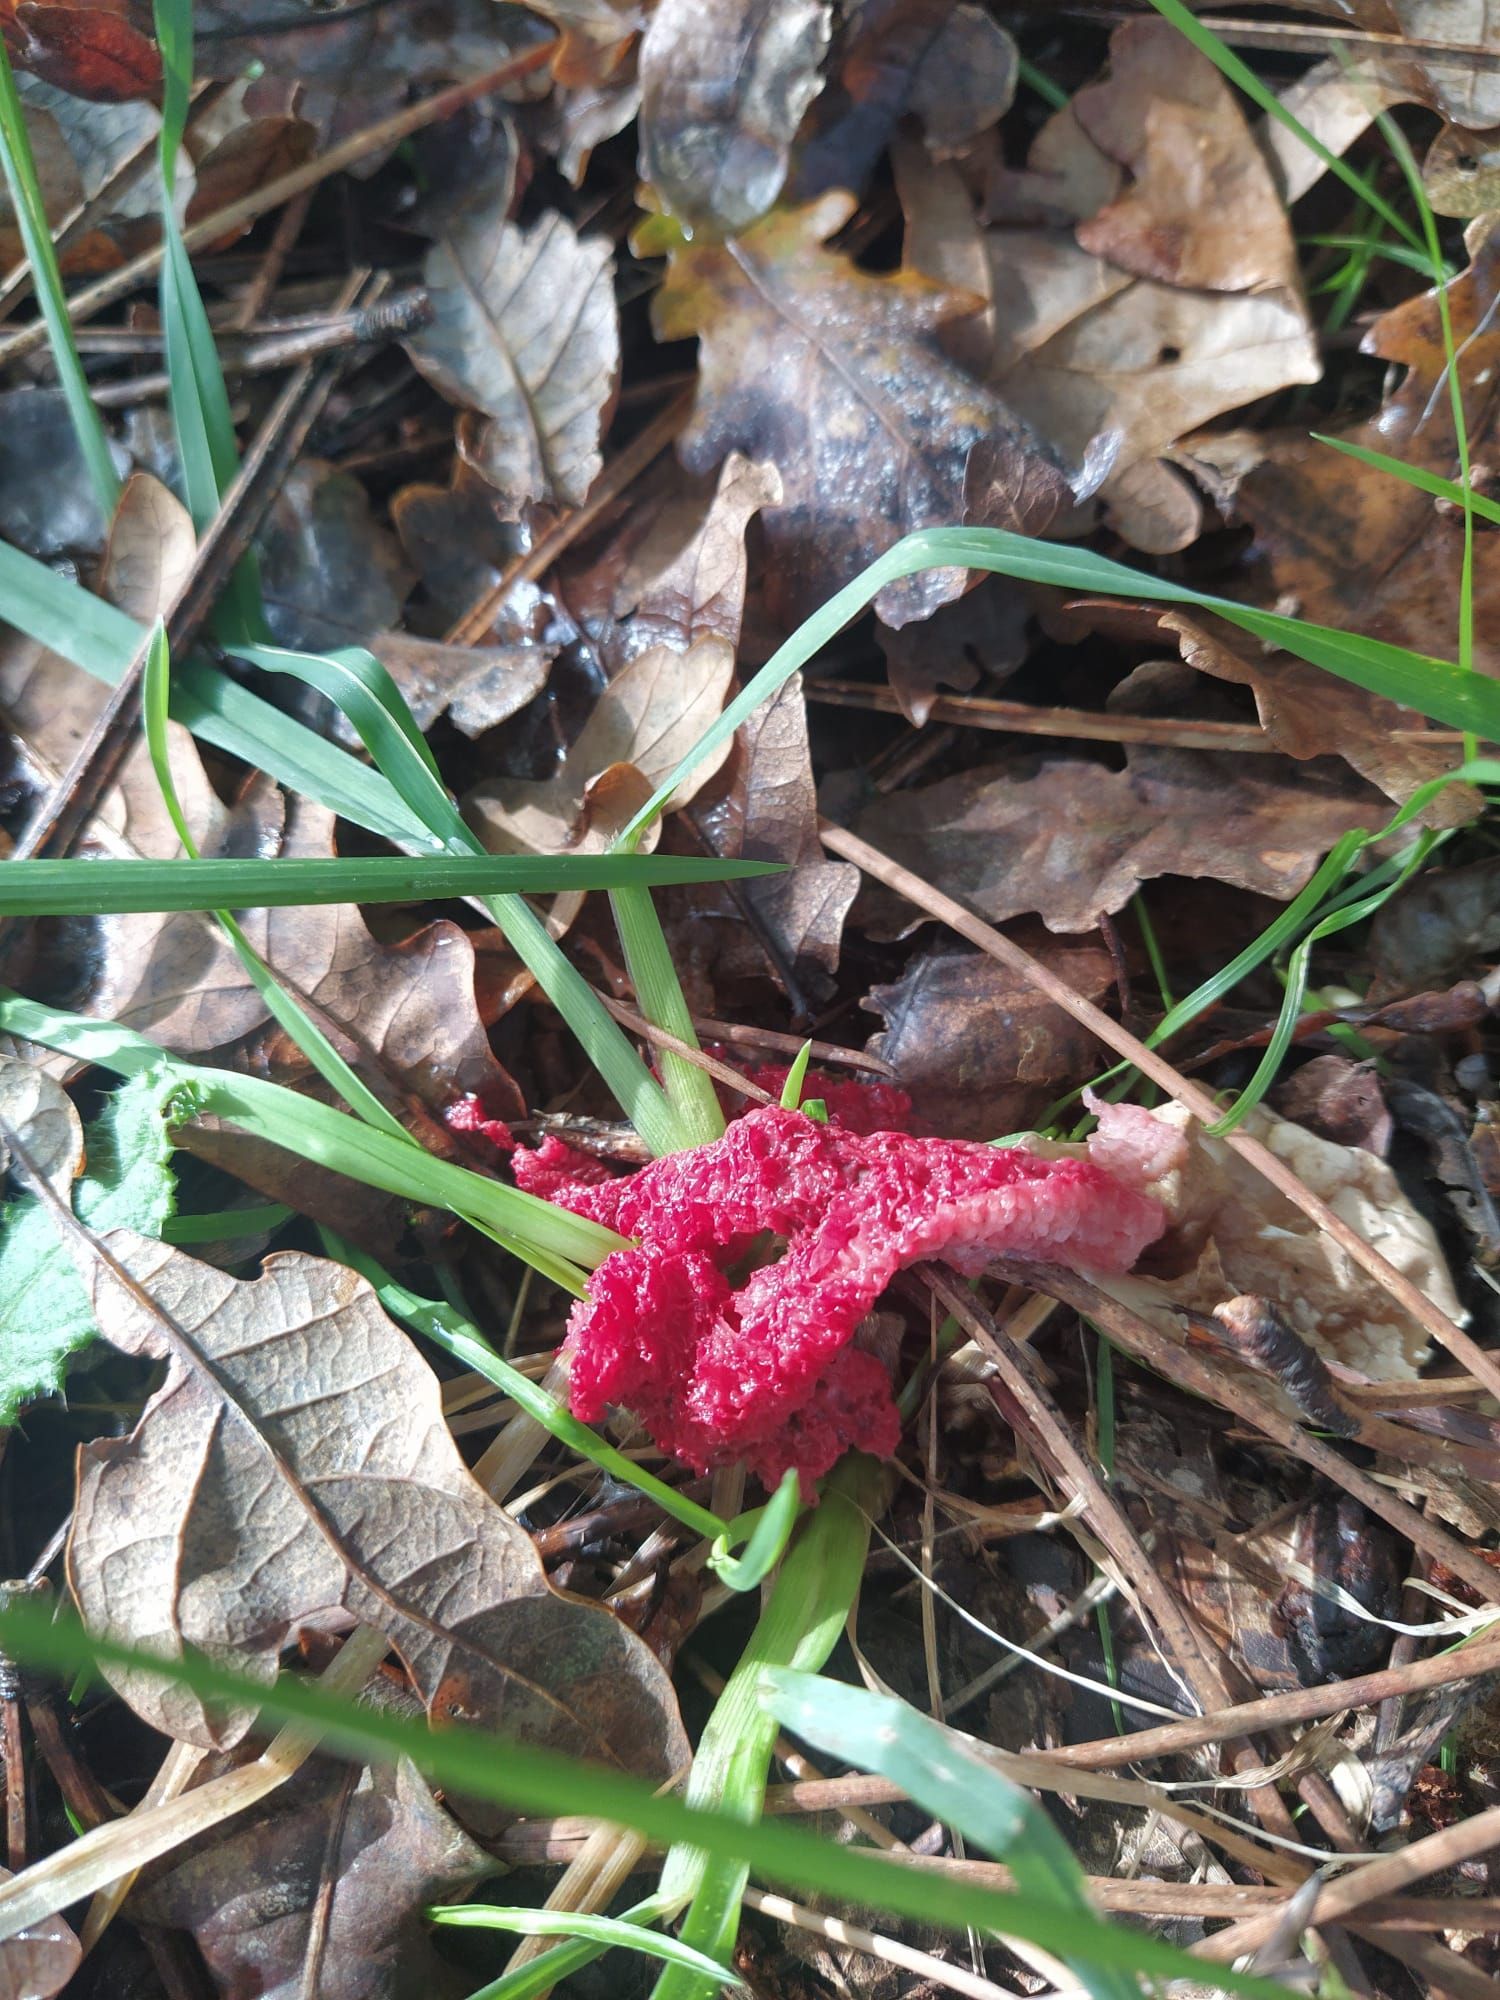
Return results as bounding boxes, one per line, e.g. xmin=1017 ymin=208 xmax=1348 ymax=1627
xmin=1367 ymin=855 xmax=1500 ymax=1001
xmin=682 ymin=671 xmax=860 ymax=997
xmin=863 ymin=938 xmax=1113 ymax=1140
xmin=0 ymin=1870 xmax=80 ymax=2000
xmin=1231 ymin=217 xmax=1500 ymax=679
xmin=1098 ymin=1102 xmax=1465 ymax=1382
xmin=789 ymin=0 xmax=1014 ymax=199
xmin=639 ymin=0 xmax=830 ymax=235
xmin=646 ymin=188 xmax=1077 ymax=627
xmin=0 ymin=1067 xmax=176 ymax=1423
xmin=390 ymin=464 xmax=527 ymax=633
xmin=903 ymin=20 xmax=1320 ymax=553
xmin=137 ymin=1747 xmax=488 ymax=2000
xmin=468 ymin=452 xmax=777 ymax=852
xmin=256 ymin=459 xmax=413 ymax=655
xmin=408 ymin=204 xmax=619 ymax=515
xmin=854 ymin=748 xmax=1382 ymax=934
xmin=67 ymin=1231 xmax=689 ymax=1773
xmin=0 ymin=387 xmax=126 ymax=559
xmin=876 ymin=573 xmax=1027 ymax=725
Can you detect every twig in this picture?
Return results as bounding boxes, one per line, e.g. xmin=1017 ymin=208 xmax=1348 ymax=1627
xmin=443 ymin=390 xmax=694 ymax=646
xmin=9 ymin=267 xmax=378 ymax=866
xmin=0 ymin=41 xmax=557 ymax=364
xmin=743 ymin=1888 xmax=1036 ymax=2000
xmin=822 ymin=817 xmax=1500 ymax=1403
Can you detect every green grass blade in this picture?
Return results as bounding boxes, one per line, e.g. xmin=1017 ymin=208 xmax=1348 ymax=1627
xmin=1311 ymin=435 xmax=1500 ymax=524
xmin=652 ymin=1455 xmax=879 ymax=2000
xmin=0 ymin=40 xmax=119 ymax=515
xmin=143 ymin=619 xmax=410 ymax=1141
xmin=759 ymin=1672 xmax=1136 ymax=2000
xmin=707 ymin=1471 xmax=803 ymax=1592
xmin=325 ymin=1236 xmax=731 ymax=1546
xmin=454 ymin=1896 xmax=687 ymax=2000
xmin=0 ymin=1597 xmax=1292 ymax=2000
xmin=609 ymin=884 xmax=725 ymax=1149
xmin=0 ymin=854 xmax=781 ymax=916
xmin=431 ymin=1902 xmax=743 ymax=1988
xmin=620 ymin=528 xmax=1498 ymax=848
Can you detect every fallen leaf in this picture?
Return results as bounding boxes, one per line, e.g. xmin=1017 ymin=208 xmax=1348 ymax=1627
xmin=368 ymin=630 xmax=553 ymax=740
xmin=390 ymin=465 xmax=528 ymax=634
xmin=789 ymin=0 xmax=1006 ymax=202
xmin=1288 ymin=0 xmax=1500 ymax=126
xmin=863 ymin=938 xmax=1113 ymax=1140
xmin=0 ymin=1048 xmax=82 ymax=1193
xmin=876 ymin=572 xmax=1027 ymax=724
xmin=1073 ymin=18 xmax=1301 ymax=292
xmin=1 ymin=0 xmax=159 ymax=101
xmin=853 ymin=748 xmax=1382 ymax=933
xmin=468 ymin=636 xmax=734 ymax=853
xmin=0 ymin=387 xmax=126 ymax=559
xmin=679 ymin=670 xmax=860 ymax=998
xmin=1423 ymin=120 xmax=1500 ymax=216
xmin=185 ymin=106 xmax=317 ymax=243
xmin=1099 ymin=1101 xmax=1465 ymax=1382
xmin=468 ymin=452 xmax=777 ymax=850
xmin=408 ymin=205 xmax=619 ymax=516
xmin=67 ymin=1232 xmax=690 ymax=1775
xmin=1271 ymin=1055 xmax=1393 ymax=1157
xmin=256 ymin=460 xmax=413 ymax=656
xmin=1231 ymin=218 xmax=1500 ymax=679
xmin=902 ymin=23 xmax=1320 ymax=553
xmin=136 ymin=1746 xmax=488 ymax=2000
xmin=639 ymin=0 xmax=831 ymax=234
xmin=0 ymin=1870 xmax=79 ymax=2000
xmin=646 ymin=189 xmax=1077 ymax=627
xmin=1368 ymin=855 xmax=1500 ymax=1001
xmin=0 ymin=1067 xmax=176 ymax=1423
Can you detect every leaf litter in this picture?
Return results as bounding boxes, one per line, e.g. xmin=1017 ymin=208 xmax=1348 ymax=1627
xmin=2 ymin=4 xmax=1500 ymax=1998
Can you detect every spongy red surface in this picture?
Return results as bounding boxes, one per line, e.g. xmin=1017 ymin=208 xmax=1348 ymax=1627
xmin=517 ymin=1102 xmax=1165 ymax=1488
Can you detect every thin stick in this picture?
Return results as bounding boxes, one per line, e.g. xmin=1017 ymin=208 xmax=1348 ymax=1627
xmin=0 ymin=40 xmax=557 ymax=366
xmin=443 ymin=390 xmax=694 ymax=645
xmin=822 ymin=817 xmax=1500 ymax=1402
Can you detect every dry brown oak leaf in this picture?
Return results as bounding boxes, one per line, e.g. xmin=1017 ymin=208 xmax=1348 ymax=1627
xmin=66 ymin=1233 xmax=689 ymax=1774
xmin=1285 ymin=0 xmax=1500 ymax=127
xmin=644 ymin=189 xmax=1079 ymax=629
xmin=911 ymin=18 xmax=1319 ymax=553
xmin=853 ymin=747 xmax=1383 ymax=934
xmin=407 ymin=203 xmax=619 ymax=516
xmin=1232 ymin=217 xmax=1500 ymax=680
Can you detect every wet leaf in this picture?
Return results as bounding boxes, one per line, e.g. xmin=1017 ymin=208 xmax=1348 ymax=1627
xmin=854 ymin=749 xmax=1381 ymax=934
xmin=0 ymin=1870 xmax=79 ymax=2000
xmin=408 ymin=205 xmax=619 ymax=516
xmin=789 ymin=0 xmax=1008 ymax=203
xmin=1 ymin=0 xmax=159 ymax=101
xmin=256 ymin=460 xmax=413 ymax=656
xmin=0 ymin=1066 xmax=176 ymax=1422
xmin=1368 ymin=856 xmax=1500 ymax=1001
xmin=648 ymin=189 xmax=1076 ymax=627
xmin=863 ymin=938 xmax=1113 ymax=1140
xmin=639 ymin=0 xmax=830 ymax=235
xmin=67 ymin=1231 xmax=690 ymax=1773
xmin=684 ymin=670 xmax=860 ymax=996
xmin=876 ymin=573 xmax=1027 ymax=725
xmin=1271 ymin=1055 xmax=1392 ymax=1157
xmin=137 ymin=1747 xmax=488 ymax=2000
xmin=1232 ymin=219 xmax=1500 ymax=679
xmin=390 ymin=465 xmax=526 ymax=633
xmin=0 ymin=387 xmax=126 ymax=559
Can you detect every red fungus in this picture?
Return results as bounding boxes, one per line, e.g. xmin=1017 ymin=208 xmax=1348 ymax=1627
xmin=517 ymin=1099 xmax=1167 ymax=1491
